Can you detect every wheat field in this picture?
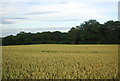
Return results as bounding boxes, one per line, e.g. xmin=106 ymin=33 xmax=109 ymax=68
xmin=2 ymin=44 xmax=118 ymax=79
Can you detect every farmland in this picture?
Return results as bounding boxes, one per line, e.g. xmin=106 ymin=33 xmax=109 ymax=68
xmin=2 ymin=44 xmax=118 ymax=79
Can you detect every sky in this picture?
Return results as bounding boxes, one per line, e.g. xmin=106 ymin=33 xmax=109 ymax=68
xmin=0 ymin=0 xmax=119 ymax=37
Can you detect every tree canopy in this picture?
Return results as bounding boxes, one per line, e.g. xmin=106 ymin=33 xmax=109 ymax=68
xmin=2 ymin=20 xmax=120 ymax=45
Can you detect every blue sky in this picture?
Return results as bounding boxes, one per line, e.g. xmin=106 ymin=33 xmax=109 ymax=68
xmin=0 ymin=0 xmax=119 ymax=37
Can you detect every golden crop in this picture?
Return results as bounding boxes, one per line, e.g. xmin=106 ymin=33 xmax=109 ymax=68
xmin=2 ymin=44 xmax=118 ymax=79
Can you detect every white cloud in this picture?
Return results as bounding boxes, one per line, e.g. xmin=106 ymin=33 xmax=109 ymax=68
xmin=0 ymin=0 xmax=119 ymax=2
xmin=1 ymin=0 xmax=117 ymax=23
xmin=24 ymin=1 xmax=111 ymax=22
xmin=1 ymin=0 xmax=117 ymax=25
xmin=0 ymin=0 xmax=118 ymax=36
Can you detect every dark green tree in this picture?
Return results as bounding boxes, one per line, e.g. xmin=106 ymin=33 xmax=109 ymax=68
xmin=68 ymin=27 xmax=80 ymax=44
xmin=2 ymin=20 xmax=120 ymax=45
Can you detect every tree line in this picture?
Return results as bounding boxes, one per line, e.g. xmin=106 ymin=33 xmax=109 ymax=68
xmin=2 ymin=20 xmax=120 ymax=45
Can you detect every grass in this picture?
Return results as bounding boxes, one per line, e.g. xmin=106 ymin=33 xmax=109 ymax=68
xmin=2 ymin=44 xmax=118 ymax=79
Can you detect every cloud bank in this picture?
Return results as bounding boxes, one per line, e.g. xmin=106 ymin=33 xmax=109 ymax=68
xmin=0 ymin=0 xmax=118 ymax=37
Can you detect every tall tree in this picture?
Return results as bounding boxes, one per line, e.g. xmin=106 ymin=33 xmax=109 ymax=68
xmin=68 ymin=27 xmax=80 ymax=44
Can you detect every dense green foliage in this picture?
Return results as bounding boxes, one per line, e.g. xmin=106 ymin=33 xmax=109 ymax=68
xmin=2 ymin=20 xmax=120 ymax=45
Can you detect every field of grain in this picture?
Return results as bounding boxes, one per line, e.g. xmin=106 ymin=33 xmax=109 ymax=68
xmin=2 ymin=44 xmax=118 ymax=79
